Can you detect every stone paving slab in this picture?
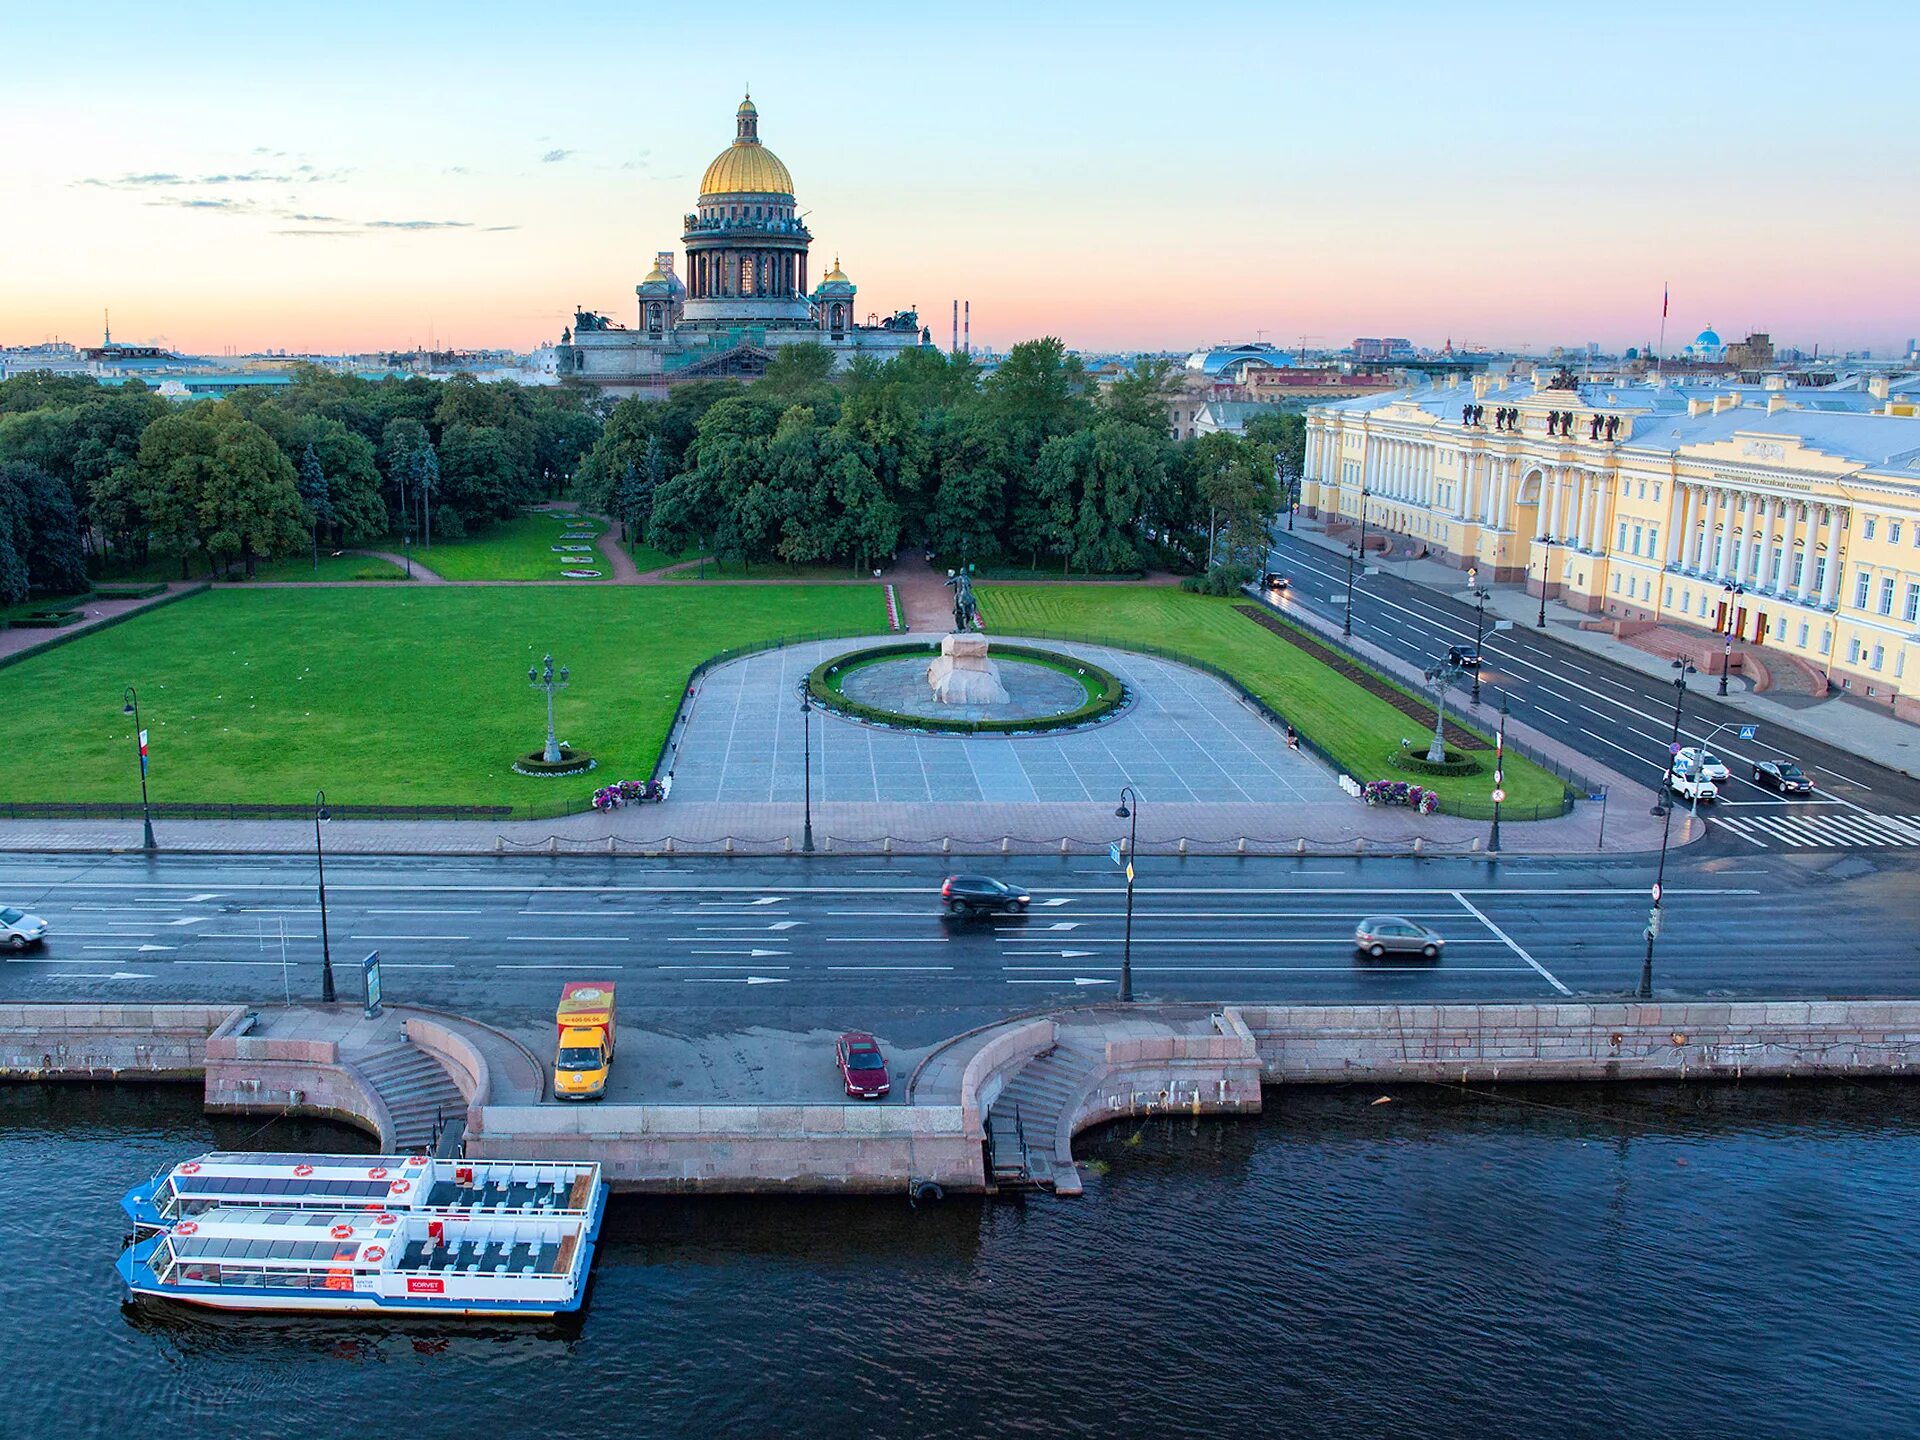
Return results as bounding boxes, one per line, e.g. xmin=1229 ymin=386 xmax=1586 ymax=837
xmin=668 ymin=635 xmax=1331 ymax=807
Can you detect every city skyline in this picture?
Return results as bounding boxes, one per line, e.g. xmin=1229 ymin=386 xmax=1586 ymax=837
xmin=6 ymin=0 xmax=1917 ymax=356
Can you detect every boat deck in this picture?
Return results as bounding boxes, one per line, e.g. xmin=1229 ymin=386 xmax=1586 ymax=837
xmin=423 ymin=1177 xmax=580 ymax=1213
xmin=399 ymin=1238 xmax=562 ymax=1276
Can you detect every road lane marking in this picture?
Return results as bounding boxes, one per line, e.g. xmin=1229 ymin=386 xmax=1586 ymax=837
xmin=828 ymin=965 xmax=954 ymax=972
xmin=502 ymin=935 xmax=629 ymax=943
xmin=496 ymin=963 xmax=626 ymax=970
xmin=367 ymin=908 xmax=483 ymax=915
xmin=1450 ymin=891 xmax=1571 ymax=995
xmin=348 ymin=934 xmax=473 ymax=941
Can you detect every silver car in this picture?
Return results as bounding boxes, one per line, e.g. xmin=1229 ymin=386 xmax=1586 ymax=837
xmin=2 ymin=906 xmax=48 ymax=950
xmin=1354 ymin=915 xmax=1444 ymax=961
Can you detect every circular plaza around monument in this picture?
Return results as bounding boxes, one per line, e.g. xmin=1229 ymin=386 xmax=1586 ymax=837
xmin=807 ymin=640 xmax=1129 ymax=734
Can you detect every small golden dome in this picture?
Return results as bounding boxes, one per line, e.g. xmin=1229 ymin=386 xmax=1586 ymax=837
xmin=641 ymin=263 xmax=669 ymax=285
xmin=699 ymin=142 xmax=794 ymax=197
xmin=822 ymin=258 xmax=849 ymax=284
xmin=737 ymin=93 xmax=757 ymax=116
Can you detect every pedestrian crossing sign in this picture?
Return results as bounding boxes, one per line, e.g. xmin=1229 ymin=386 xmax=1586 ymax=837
xmin=1109 ymin=841 xmax=1122 ymax=866
xmin=1738 ymin=725 xmax=1758 ymax=740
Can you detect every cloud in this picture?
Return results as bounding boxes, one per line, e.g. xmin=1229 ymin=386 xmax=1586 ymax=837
xmin=445 ymin=165 xmax=472 ymax=176
xmin=282 ymin=212 xmax=344 ymax=223
xmin=540 ymin=148 xmax=574 ymax=163
xmin=274 ymin=228 xmax=361 ymax=238
xmin=146 ymin=196 xmax=252 ymax=210
xmin=76 ymin=166 xmax=350 ymax=190
xmin=364 ymin=219 xmax=474 ymax=230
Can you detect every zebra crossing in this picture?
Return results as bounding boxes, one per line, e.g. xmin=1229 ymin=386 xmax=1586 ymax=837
xmin=1713 ymin=807 xmax=1920 ymax=850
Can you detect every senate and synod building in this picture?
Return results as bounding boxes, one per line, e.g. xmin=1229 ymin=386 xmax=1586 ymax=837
xmin=559 ymin=95 xmax=929 ymax=398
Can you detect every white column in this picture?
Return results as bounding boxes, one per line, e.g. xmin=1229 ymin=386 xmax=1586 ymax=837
xmin=1754 ymin=499 xmax=1777 ymax=591
xmin=1779 ymin=501 xmax=1800 ymax=597
xmin=1795 ymin=504 xmax=1817 ymax=601
xmin=1687 ymin=486 xmax=1707 ymax=570
xmin=1705 ymin=488 xmax=1727 ymax=578
xmin=1560 ymin=468 xmax=1577 ymax=541
xmin=1819 ymin=506 xmax=1843 ymax=606
xmin=1588 ymin=474 xmax=1605 ymax=552
xmin=1497 ymin=459 xmax=1512 ymax=530
xmin=1727 ymin=492 xmax=1747 ymax=582
xmin=1666 ymin=484 xmax=1687 ymax=567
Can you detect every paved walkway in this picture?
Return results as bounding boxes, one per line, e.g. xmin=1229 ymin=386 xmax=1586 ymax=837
xmin=671 ymin=636 xmax=1329 ymax=806
xmin=347 ymin=549 xmax=447 ymax=582
xmin=1288 ymin=515 xmax=1920 ymax=775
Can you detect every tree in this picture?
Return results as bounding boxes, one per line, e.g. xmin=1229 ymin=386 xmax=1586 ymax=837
xmin=1193 ymin=431 xmax=1278 ymax=569
xmin=1243 ymin=409 xmax=1306 ymax=510
xmin=380 ymin=416 xmax=431 ymax=535
xmin=295 ymin=443 xmax=333 ymax=570
xmin=615 ymin=435 xmax=663 ymax=547
xmin=0 ymin=460 xmax=86 ymax=597
xmin=436 ymin=423 xmax=524 ymax=532
xmin=758 ymin=343 xmax=838 ymax=405
xmin=200 ymin=419 xmax=306 ymax=578
xmin=1103 ymin=357 xmax=1184 ymax=433
xmin=0 ymin=469 xmax=27 ymax=605
xmin=135 ymin=407 xmax=223 ymax=577
xmin=411 ymin=442 xmax=439 ymax=546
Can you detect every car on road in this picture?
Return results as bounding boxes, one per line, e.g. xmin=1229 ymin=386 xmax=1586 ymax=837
xmin=940 ymin=874 xmax=1031 ymax=916
xmin=1673 ymin=748 xmax=1730 ymax=782
xmin=1446 ymin=643 xmax=1483 ymax=668
xmin=1 ymin=906 xmax=47 ymax=950
xmin=1668 ymin=771 xmax=1719 ymax=804
xmin=1751 ymin=759 xmax=1814 ymax=794
xmin=835 ymin=1032 xmax=891 ymax=1099
xmin=1262 ymin=571 xmax=1291 ymax=591
xmin=1353 ymin=915 xmax=1445 ymax=961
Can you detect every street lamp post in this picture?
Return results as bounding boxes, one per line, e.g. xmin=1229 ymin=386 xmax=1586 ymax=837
xmin=528 ymin=654 xmax=570 ymax=764
xmin=1718 ymin=582 xmax=1744 ymax=696
xmin=1343 ymin=487 xmax=1372 ymax=638
xmin=314 ymin=789 xmax=336 ymax=1003
xmin=120 ymin=686 xmax=157 ymax=852
xmin=404 ymin=533 xmax=413 ymax=580
xmin=1534 ymin=540 xmax=1557 ymax=628
xmin=1114 ymin=786 xmax=1139 ymax=1003
xmin=799 ymin=688 xmax=815 ymax=854
xmin=1640 ymin=660 xmax=1696 ymax=998
xmin=1468 ymin=586 xmax=1492 ymax=706
xmin=1343 ymin=543 xmax=1358 ymax=637
xmin=1488 ymin=691 xmax=1508 ymax=856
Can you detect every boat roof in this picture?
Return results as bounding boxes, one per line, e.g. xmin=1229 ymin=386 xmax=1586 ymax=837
xmin=165 ymin=1207 xmax=404 ymax=1266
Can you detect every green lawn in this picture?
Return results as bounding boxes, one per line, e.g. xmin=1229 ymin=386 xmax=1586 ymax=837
xmin=979 ymin=586 xmax=1569 ymax=816
xmin=0 ymin=585 xmax=884 ymax=812
xmin=413 ymin=511 xmax=610 ymax=581
xmin=662 ymin=557 xmax=876 ymax=582
xmin=224 ymin=552 xmax=408 ymax=583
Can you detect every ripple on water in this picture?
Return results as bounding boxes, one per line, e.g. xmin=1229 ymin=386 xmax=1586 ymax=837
xmin=9 ymin=1081 xmax=1920 ymax=1438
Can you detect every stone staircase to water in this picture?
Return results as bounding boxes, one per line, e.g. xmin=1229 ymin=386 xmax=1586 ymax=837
xmin=355 ymin=1041 xmax=466 ymax=1153
xmin=984 ymin=1035 xmax=1104 ymax=1193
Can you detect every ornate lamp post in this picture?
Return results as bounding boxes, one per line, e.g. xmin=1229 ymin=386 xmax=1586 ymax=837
xmin=404 ymin=532 xmax=413 ymax=580
xmin=1343 ymin=487 xmax=1372 ymax=638
xmin=1718 ymin=582 xmax=1744 ymax=696
xmin=314 ymin=789 xmax=336 ymax=1003
xmin=799 ymin=687 xmax=816 ymax=854
xmin=120 ymin=685 xmax=157 ymax=852
xmin=1533 ymin=540 xmax=1558 ymax=629
xmin=1422 ymin=659 xmax=1462 ymax=764
xmin=1640 ymin=660 xmax=1697 ymax=998
xmin=528 ymin=655 xmax=570 ymax=764
xmin=1467 ymin=584 xmax=1492 ymax=706
xmin=1114 ymin=786 xmax=1139 ymax=1003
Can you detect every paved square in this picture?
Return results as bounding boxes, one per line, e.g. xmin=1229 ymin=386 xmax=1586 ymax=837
xmin=668 ymin=637 xmax=1335 ymax=806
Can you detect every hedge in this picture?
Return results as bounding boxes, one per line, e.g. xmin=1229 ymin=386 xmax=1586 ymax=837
xmin=807 ymin=641 xmax=1129 ymax=735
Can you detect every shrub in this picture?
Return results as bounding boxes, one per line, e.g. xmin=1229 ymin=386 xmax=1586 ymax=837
xmin=1388 ymin=747 xmax=1482 ymax=777
xmin=1181 ymin=562 xmax=1257 ymax=596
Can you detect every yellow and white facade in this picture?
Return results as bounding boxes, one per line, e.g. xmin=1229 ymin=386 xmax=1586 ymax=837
xmin=1304 ymin=371 xmax=1920 ymax=712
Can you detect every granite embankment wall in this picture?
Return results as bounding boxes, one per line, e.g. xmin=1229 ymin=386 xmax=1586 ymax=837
xmin=0 ymin=1003 xmax=239 ymax=1081
xmin=201 ymin=1009 xmax=395 ymax=1147
xmin=1239 ymin=1000 xmax=1920 ymax=1083
xmin=465 ymin=1102 xmax=983 ymax=1195
xmin=1070 ymin=1009 xmax=1265 ymax=1140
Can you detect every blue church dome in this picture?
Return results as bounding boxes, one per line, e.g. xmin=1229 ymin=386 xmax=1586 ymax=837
xmin=1694 ymin=327 xmax=1722 ymax=348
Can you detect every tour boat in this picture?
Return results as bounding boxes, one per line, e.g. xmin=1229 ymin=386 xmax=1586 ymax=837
xmin=123 ymin=1152 xmax=603 ymax=1237
xmin=116 ymin=1202 xmax=603 ymax=1317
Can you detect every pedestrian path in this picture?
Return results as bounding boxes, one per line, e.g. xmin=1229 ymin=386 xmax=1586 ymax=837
xmin=1712 ymin=807 xmax=1920 ymax=850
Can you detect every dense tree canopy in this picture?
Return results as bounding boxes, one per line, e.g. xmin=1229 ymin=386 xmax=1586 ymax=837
xmin=0 ymin=342 xmax=1302 ymax=587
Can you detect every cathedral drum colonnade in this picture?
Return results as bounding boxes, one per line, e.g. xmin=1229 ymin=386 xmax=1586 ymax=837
xmin=1301 ymin=369 xmax=1920 ymax=714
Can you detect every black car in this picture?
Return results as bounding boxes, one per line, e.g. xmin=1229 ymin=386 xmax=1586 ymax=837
xmin=1261 ymin=571 xmax=1291 ymax=590
xmin=1751 ymin=759 xmax=1814 ymax=794
xmin=940 ymin=874 xmax=1032 ymax=916
xmin=1446 ymin=643 xmax=1483 ymax=668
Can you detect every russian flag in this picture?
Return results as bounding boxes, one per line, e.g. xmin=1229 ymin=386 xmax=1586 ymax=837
xmin=1662 ymin=284 xmax=1669 ymax=319
xmin=139 ymin=728 xmax=148 ymax=775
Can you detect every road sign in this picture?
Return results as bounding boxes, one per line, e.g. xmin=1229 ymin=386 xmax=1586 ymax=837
xmin=1651 ymin=881 xmax=1663 ymax=903
xmin=1588 ymin=789 xmax=1608 ymax=802
xmin=1490 ymin=788 xmax=1506 ymax=803
xmin=1125 ymin=862 xmax=1135 ymax=884
xmin=1669 ymin=742 xmax=1682 ymax=755
xmin=1493 ymin=619 xmax=1515 ymax=632
xmin=361 ymin=950 xmax=383 ymax=1019
xmin=1109 ymin=841 xmax=1122 ymax=866
xmin=1738 ymin=725 xmax=1758 ymax=740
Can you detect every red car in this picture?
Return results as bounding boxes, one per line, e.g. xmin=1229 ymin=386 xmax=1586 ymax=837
xmin=835 ymin=1032 xmax=891 ymax=1099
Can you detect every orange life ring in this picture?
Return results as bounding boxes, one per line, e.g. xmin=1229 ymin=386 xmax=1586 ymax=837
xmin=388 ymin=1178 xmax=412 ymax=1195
xmin=174 ymin=1220 xmax=199 ymax=1236
xmin=178 ymin=1161 xmax=202 ymax=1175
xmin=409 ymin=1155 xmax=428 ymax=1167
xmin=330 ymin=1223 xmax=354 ymax=1240
xmin=293 ymin=1164 xmax=314 ymax=1177
xmin=368 ymin=1166 xmax=389 ymax=1180
xmin=363 ymin=1245 xmax=386 ymax=1262
xmin=376 ymin=1213 xmax=398 ymax=1225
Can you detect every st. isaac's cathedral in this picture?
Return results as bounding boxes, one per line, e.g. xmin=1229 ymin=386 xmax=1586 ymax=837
xmin=560 ymin=95 xmax=929 ymax=397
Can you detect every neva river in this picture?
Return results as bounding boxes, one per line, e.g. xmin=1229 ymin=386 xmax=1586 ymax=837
xmin=10 ymin=1080 xmax=1919 ymax=1439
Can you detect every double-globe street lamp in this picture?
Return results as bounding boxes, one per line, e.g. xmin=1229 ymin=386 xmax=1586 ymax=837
xmin=1487 ymin=690 xmax=1509 ymax=857
xmin=798 ymin=685 xmax=816 ymax=854
xmin=1718 ymin=582 xmax=1745 ymax=697
xmin=314 ymin=788 xmax=336 ymax=1003
xmin=528 ymin=654 xmax=570 ymax=764
xmin=1114 ymin=786 xmax=1139 ymax=1003
xmin=1342 ymin=488 xmax=1372 ymax=638
xmin=1532 ymin=539 xmax=1559 ymax=629
xmin=1639 ymin=659 xmax=1697 ymax=999
xmin=1466 ymin=583 xmax=1493 ymax=706
xmin=120 ymin=685 xmax=157 ymax=852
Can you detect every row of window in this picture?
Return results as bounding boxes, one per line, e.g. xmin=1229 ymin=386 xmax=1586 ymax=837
xmin=1860 ymin=515 xmax=1919 ymax=547
xmin=1851 ymin=572 xmax=1920 ymax=622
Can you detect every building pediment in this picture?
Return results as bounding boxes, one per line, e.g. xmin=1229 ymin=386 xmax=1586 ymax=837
xmin=1678 ymin=430 xmax=1859 ymax=479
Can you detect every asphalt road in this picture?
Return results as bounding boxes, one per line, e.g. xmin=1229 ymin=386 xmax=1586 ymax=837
xmin=1262 ymin=526 xmax=1920 ymax=854
xmin=5 ymin=852 xmax=1916 ymax=1046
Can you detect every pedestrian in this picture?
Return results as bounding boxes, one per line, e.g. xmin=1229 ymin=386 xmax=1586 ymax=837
xmin=1286 ymin=724 xmax=1299 ymax=750
xmin=661 ymin=771 xmax=673 ymax=801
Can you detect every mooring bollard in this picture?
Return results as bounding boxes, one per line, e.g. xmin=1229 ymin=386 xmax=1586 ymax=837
xmin=1354 ymin=838 xmax=1365 ymax=854
xmin=1060 ymin=837 xmax=1070 ymax=855
xmin=607 ymin=836 xmax=616 ymax=854
xmin=783 ymin=835 xmax=792 ymax=853
xmin=724 ymin=835 xmax=734 ymax=854
xmin=1471 ymin=836 xmax=1482 ymax=852
xmin=548 ymin=836 xmax=558 ymax=855
xmin=882 ymin=836 xmax=892 ymax=854
xmin=1237 ymin=837 xmax=1247 ymax=854
xmin=1177 ymin=837 xmax=1188 ymax=855
xmin=494 ymin=837 xmax=504 ymax=854
xmin=1412 ymin=837 xmax=1423 ymax=855
xmin=1001 ymin=836 xmax=1010 ymax=855
xmin=942 ymin=836 xmax=951 ymax=854
xmin=1296 ymin=838 xmax=1306 ymax=855
xmin=664 ymin=836 xmax=674 ymax=853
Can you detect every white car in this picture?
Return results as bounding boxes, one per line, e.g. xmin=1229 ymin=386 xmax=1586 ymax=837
xmin=1668 ymin=771 xmax=1719 ymax=804
xmin=1 ymin=906 xmax=48 ymax=950
xmin=1674 ymin=747 xmax=1730 ymax=782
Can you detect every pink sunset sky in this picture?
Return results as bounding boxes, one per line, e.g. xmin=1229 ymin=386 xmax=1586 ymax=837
xmin=5 ymin=0 xmax=1917 ymax=358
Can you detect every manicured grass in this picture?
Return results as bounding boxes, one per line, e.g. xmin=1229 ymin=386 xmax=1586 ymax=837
xmin=663 ymin=557 xmax=872 ymax=582
xmin=414 ymin=511 xmax=610 ymax=581
xmin=223 ymin=553 xmax=408 ymax=583
xmin=979 ymin=585 xmax=1570 ymax=815
xmin=0 ymin=585 xmax=884 ymax=812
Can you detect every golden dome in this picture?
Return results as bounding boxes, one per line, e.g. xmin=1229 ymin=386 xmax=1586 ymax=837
xmin=699 ymin=142 xmax=794 ymax=197
xmin=737 ymin=94 xmax=757 ymax=116
xmin=641 ymin=263 xmax=669 ymax=284
xmin=821 ymin=258 xmax=850 ymax=285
